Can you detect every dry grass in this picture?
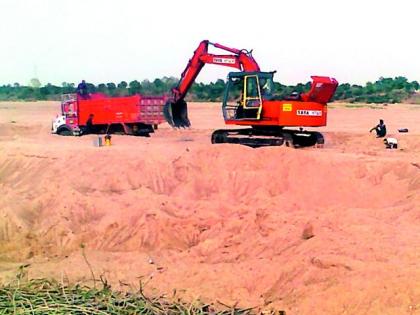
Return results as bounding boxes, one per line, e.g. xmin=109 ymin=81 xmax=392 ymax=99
xmin=0 ymin=264 xmax=285 ymax=315
xmin=0 ymin=277 xmax=263 ymax=314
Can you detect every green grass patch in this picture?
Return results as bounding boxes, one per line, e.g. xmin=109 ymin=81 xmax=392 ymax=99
xmin=0 ymin=277 xmax=275 ymax=314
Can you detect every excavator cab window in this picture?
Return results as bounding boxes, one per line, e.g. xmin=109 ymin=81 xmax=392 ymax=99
xmin=243 ymin=75 xmax=262 ymax=119
xmin=230 ymin=77 xmax=244 ymax=105
xmin=259 ymin=76 xmax=274 ymax=100
xmin=223 ymin=76 xmax=245 ymax=120
xmin=222 ymin=73 xmax=268 ymax=121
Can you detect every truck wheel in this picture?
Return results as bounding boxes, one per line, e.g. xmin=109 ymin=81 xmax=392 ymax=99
xmin=57 ymin=125 xmax=73 ymax=136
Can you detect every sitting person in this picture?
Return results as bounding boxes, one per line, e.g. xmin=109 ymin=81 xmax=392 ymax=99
xmin=384 ymin=137 xmax=398 ymax=149
xmin=77 ymin=80 xmax=90 ymax=99
xmin=370 ymin=119 xmax=387 ymax=138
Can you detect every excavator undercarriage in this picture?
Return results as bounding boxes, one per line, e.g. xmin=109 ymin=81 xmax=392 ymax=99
xmin=210 ymin=128 xmax=324 ymax=148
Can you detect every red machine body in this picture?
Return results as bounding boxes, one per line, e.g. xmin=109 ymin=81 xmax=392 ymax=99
xmin=223 ymin=75 xmax=338 ymax=128
xmin=54 ymin=93 xmax=166 ymax=136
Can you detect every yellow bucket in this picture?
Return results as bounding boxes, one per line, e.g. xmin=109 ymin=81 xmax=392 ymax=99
xmin=104 ymin=135 xmax=112 ymax=146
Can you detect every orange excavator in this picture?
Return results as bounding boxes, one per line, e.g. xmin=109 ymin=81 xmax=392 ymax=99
xmin=164 ymin=40 xmax=338 ymax=147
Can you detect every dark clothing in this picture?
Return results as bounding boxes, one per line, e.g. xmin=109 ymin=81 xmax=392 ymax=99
xmin=82 ymin=114 xmax=94 ymax=135
xmin=371 ymin=123 xmax=387 ymax=137
xmin=77 ymin=81 xmax=89 ymax=99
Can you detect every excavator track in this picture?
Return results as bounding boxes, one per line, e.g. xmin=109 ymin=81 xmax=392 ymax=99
xmin=211 ymin=129 xmax=284 ymax=147
xmin=211 ymin=128 xmax=324 ymax=148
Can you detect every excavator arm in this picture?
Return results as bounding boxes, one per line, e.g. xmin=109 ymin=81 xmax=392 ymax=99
xmin=164 ymin=40 xmax=260 ymax=127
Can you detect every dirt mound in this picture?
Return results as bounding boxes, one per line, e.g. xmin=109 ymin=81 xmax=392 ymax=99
xmin=0 ymin=123 xmax=44 ymax=140
xmin=0 ymin=101 xmax=419 ymax=314
xmin=324 ymin=132 xmax=420 ymax=154
xmin=1 ymin=142 xmax=420 ymax=313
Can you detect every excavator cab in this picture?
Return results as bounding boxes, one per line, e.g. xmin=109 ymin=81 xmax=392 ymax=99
xmin=223 ymin=71 xmax=273 ymax=121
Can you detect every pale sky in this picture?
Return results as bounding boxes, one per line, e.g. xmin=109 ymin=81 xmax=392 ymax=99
xmin=1 ymin=0 xmax=419 ymax=86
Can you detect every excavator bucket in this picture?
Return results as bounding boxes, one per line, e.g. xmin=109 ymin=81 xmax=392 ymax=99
xmin=163 ymin=99 xmax=191 ymax=128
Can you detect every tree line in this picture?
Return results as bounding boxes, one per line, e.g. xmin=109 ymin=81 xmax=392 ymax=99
xmin=0 ymin=76 xmax=418 ymax=103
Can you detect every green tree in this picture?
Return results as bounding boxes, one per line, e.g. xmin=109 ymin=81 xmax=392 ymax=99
xmin=141 ymin=79 xmax=153 ymax=95
xmin=128 ymin=80 xmax=141 ymax=95
xmin=86 ymin=83 xmax=96 ymax=93
xmin=118 ymin=81 xmax=128 ymax=89
xmin=97 ymin=83 xmax=107 ymax=93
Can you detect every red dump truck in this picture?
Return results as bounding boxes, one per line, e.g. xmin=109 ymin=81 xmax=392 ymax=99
xmin=52 ymin=93 xmax=167 ymax=136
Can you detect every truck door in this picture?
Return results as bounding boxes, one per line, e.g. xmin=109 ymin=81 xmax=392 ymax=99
xmin=243 ymin=75 xmax=262 ymax=119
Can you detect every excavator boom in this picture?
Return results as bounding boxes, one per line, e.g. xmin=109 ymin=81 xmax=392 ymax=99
xmin=165 ymin=40 xmax=260 ymax=127
xmin=173 ymin=40 xmax=260 ymax=101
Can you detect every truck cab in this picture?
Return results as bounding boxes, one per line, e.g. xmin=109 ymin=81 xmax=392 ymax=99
xmin=52 ymin=94 xmax=80 ymax=136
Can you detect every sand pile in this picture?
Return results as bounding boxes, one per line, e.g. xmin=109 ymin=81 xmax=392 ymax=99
xmin=1 ymin=142 xmax=420 ymax=313
xmin=0 ymin=102 xmax=419 ymax=314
